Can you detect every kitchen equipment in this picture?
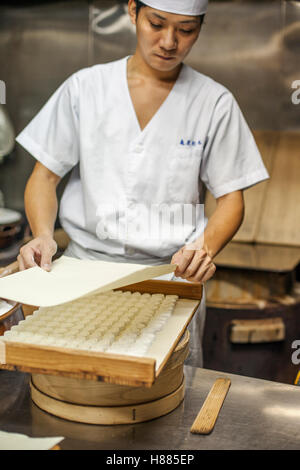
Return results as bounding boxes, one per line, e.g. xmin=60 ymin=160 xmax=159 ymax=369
xmin=0 ymin=207 xmax=22 ymax=249
xmin=0 ymin=300 xmax=24 ymax=337
xmin=0 ymin=103 xmax=21 ymax=251
xmin=0 ymin=105 xmax=15 ymax=163
xmin=204 ymin=130 xmax=300 ymax=384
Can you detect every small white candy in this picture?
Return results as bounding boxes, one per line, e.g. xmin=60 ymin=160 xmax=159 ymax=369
xmin=131 ymin=292 xmax=141 ymax=298
xmin=0 ymin=289 xmax=178 ymax=356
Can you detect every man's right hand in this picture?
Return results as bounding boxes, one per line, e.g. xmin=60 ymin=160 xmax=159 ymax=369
xmin=17 ymin=235 xmax=57 ymax=271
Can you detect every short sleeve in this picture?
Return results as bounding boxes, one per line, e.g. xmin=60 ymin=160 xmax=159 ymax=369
xmin=200 ymin=91 xmax=269 ymax=199
xmin=16 ymin=74 xmax=80 ymax=178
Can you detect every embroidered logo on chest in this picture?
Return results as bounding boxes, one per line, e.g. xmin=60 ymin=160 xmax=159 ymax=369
xmin=180 ymin=139 xmax=202 ymax=146
xmin=180 ymin=137 xmax=209 ymax=148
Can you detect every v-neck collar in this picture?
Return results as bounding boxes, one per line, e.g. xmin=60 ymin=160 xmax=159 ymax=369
xmin=123 ymin=56 xmax=186 ymax=136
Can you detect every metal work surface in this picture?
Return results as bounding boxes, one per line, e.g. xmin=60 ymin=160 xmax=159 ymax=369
xmin=0 ymin=366 xmax=300 ymax=450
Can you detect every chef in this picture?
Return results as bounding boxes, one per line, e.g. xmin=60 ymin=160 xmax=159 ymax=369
xmin=15 ymin=0 xmax=269 ymax=366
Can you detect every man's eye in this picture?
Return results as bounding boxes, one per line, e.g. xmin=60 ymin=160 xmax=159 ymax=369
xmin=150 ymin=22 xmax=162 ymax=29
xmin=180 ymin=29 xmax=195 ymax=34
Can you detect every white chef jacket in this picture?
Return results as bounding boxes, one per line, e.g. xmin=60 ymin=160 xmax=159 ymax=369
xmin=16 ymin=56 xmax=269 ymax=264
xmin=16 ymin=56 xmax=269 ymax=367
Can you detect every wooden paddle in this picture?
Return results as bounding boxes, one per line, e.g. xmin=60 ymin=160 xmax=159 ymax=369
xmin=190 ymin=378 xmax=231 ymax=435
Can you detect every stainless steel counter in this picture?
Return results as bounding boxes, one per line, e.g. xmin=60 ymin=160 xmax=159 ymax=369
xmin=0 ymin=366 xmax=300 ymax=450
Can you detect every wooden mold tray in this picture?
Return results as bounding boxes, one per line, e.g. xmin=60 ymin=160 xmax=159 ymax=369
xmin=0 ymin=280 xmax=202 ymax=388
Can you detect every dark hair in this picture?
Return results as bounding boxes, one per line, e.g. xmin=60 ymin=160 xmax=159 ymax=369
xmin=135 ymin=0 xmax=205 ymax=25
xmin=136 ymin=0 xmax=146 ymax=17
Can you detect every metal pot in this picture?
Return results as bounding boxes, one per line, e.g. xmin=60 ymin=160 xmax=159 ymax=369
xmin=0 ymin=104 xmax=15 ymax=163
xmin=0 ymin=300 xmax=24 ymax=336
xmin=0 ymin=208 xmax=22 ymax=249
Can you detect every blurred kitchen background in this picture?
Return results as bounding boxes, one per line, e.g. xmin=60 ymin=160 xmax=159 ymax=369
xmin=0 ymin=0 xmax=299 ymax=213
xmin=0 ymin=0 xmax=300 ymax=384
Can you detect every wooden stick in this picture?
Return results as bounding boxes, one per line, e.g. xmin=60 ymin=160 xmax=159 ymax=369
xmin=190 ymin=378 xmax=231 ymax=435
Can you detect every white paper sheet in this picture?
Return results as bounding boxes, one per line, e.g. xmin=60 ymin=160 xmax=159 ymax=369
xmin=0 ymin=430 xmax=63 ymax=450
xmin=0 ymin=256 xmax=175 ymax=307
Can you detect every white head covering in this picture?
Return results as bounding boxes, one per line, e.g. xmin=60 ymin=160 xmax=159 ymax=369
xmin=141 ymin=0 xmax=208 ymax=16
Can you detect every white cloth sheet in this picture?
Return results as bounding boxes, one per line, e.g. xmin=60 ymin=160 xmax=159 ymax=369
xmin=0 ymin=431 xmax=63 ymax=450
xmin=0 ymin=256 xmax=175 ymax=307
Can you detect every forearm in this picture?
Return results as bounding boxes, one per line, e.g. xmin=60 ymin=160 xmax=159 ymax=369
xmin=17 ymin=163 xmax=61 ymax=270
xmin=202 ymin=190 xmax=245 ymax=259
xmin=24 ymin=163 xmax=60 ymax=238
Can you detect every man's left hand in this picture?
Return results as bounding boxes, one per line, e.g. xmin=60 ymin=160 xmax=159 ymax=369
xmin=171 ymin=241 xmax=216 ymax=283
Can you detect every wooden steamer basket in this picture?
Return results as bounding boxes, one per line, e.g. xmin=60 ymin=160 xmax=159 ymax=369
xmin=30 ymin=330 xmax=189 ymax=425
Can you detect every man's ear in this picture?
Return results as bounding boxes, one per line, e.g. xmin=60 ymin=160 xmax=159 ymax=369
xmin=128 ymin=0 xmax=137 ymax=26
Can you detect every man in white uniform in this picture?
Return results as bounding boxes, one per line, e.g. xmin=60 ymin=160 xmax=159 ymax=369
xmin=16 ymin=0 xmax=269 ymax=366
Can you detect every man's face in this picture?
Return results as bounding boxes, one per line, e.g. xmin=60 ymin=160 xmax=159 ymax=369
xmin=128 ymin=1 xmax=202 ymax=72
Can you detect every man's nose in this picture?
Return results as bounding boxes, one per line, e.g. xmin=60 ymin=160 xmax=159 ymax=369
xmin=160 ymin=27 xmax=177 ymax=51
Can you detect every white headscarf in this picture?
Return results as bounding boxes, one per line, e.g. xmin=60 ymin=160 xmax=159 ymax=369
xmin=141 ymin=0 xmax=208 ymax=16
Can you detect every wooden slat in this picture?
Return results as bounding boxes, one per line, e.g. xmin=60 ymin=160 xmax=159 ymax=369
xmin=239 ymin=130 xmax=278 ymax=242
xmin=0 ymin=340 xmax=156 ymax=387
xmin=204 ymin=130 xmax=278 ymax=243
xmin=229 ymin=317 xmax=285 ymax=344
xmin=190 ymin=378 xmax=231 ymax=435
xmin=119 ymin=279 xmax=203 ymax=300
xmin=256 ymin=131 xmax=300 ymax=246
xmin=213 ymin=241 xmax=300 ymax=272
xmin=205 ymin=264 xmax=298 ymax=306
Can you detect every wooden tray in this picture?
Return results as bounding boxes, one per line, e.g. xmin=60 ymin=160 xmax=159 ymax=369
xmin=0 ymin=280 xmax=202 ymax=388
